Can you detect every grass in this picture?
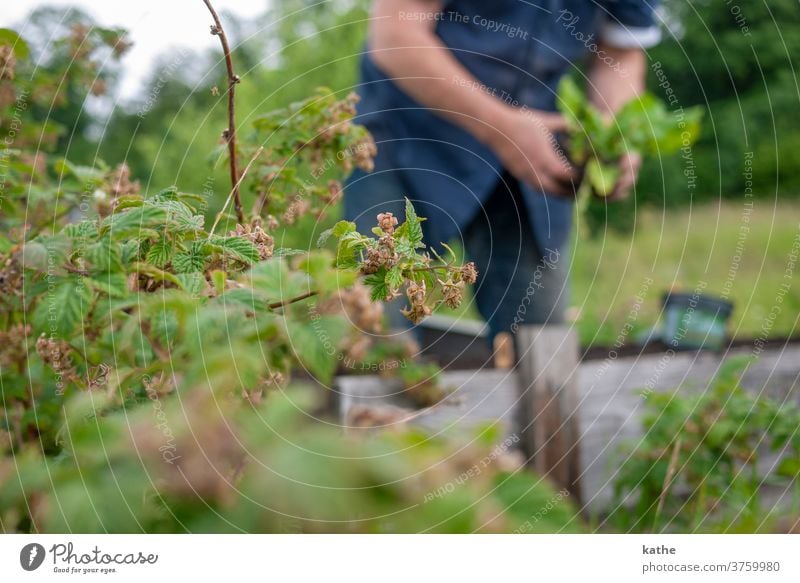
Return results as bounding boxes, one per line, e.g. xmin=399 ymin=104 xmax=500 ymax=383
xmin=450 ymin=199 xmax=800 ymax=348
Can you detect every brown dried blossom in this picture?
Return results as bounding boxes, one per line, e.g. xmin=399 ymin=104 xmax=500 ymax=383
xmin=0 ymin=256 xmax=23 ymax=298
xmin=0 ymin=323 xmax=30 ymax=369
xmin=377 ymin=212 xmax=398 ymax=235
xmin=460 ymin=262 xmax=478 ymax=284
xmin=281 ymin=197 xmax=311 ymax=225
xmin=325 ymin=180 xmax=343 ymax=204
xmin=230 ymin=223 xmax=274 ymax=260
xmin=107 ymin=163 xmax=140 ymax=198
xmin=0 ymin=45 xmax=16 ymax=81
xmin=439 ymin=278 xmax=465 ymax=310
xmin=35 ymin=334 xmax=79 ymax=385
xmin=401 ymin=281 xmax=432 ymax=324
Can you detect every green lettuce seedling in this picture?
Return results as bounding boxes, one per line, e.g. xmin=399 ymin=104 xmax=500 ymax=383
xmin=557 ymin=77 xmax=703 ymax=203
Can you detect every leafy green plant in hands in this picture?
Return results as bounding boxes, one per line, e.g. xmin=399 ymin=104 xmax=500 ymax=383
xmin=610 ymin=357 xmax=800 ymax=533
xmin=557 ymin=76 xmax=703 ymax=209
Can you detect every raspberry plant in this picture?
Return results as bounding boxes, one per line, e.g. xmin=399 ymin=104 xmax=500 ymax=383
xmin=0 ymin=7 xmax=580 ymax=534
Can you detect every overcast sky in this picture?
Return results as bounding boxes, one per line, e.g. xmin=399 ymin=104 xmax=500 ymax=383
xmin=1 ymin=0 xmax=270 ymax=101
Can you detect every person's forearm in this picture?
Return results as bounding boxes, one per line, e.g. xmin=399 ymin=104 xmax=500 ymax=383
xmin=588 ymin=45 xmax=646 ymax=114
xmin=368 ymin=0 xmax=511 ymax=145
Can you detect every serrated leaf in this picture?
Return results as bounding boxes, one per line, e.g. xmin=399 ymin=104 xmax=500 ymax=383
xmin=33 ymin=276 xmax=91 ymax=337
xmin=284 ymin=314 xmax=348 ymax=382
xmin=176 ymin=272 xmax=206 ymax=296
xmin=402 ymin=198 xmax=424 ymax=249
xmin=172 ymin=247 xmax=205 ymax=273
xmin=20 ymin=241 xmax=49 ymax=271
xmin=86 ymin=236 xmax=123 ymax=273
xmin=87 ymin=272 xmax=128 ymax=297
xmin=386 ymin=265 xmax=404 ymax=291
xmin=210 ymin=236 xmax=261 ymax=264
xmin=145 ymin=237 xmax=173 ymax=268
xmin=102 ymin=205 xmax=168 ymax=238
xmin=364 ymin=269 xmax=390 ymax=302
xmin=246 ymin=258 xmax=289 ymax=299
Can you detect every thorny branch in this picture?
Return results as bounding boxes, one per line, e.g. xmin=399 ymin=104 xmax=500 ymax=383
xmin=203 ymin=0 xmax=244 ymax=225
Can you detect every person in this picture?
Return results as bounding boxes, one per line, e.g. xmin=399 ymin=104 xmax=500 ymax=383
xmin=344 ymin=0 xmax=661 ymax=342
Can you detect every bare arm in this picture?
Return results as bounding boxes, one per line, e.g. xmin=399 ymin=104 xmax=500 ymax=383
xmin=588 ymin=45 xmax=647 ymax=200
xmin=369 ymin=0 xmax=576 ymax=195
xmin=588 ymin=44 xmax=646 ymax=113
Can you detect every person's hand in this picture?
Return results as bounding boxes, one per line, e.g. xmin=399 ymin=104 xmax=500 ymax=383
xmin=487 ymin=106 xmax=578 ymax=196
xmin=606 ymin=151 xmax=641 ymax=202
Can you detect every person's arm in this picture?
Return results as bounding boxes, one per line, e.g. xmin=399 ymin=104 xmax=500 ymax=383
xmin=369 ymin=0 xmax=576 ymax=195
xmin=588 ymin=1 xmax=662 ymax=201
xmin=588 ymin=45 xmax=646 ymax=201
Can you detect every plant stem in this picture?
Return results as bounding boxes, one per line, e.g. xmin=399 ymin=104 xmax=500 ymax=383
xmin=203 ymin=0 xmax=244 ymax=225
xmin=653 ymin=436 xmax=682 ymax=533
xmin=208 ymin=146 xmax=264 ymax=237
xmin=267 ymin=290 xmax=318 ymax=310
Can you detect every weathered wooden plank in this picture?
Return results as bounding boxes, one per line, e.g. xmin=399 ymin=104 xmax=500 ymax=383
xmin=515 ymin=325 xmax=582 ymax=502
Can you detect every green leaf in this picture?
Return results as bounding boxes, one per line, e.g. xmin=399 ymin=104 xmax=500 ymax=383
xmin=86 ymin=236 xmax=123 ymax=273
xmin=145 ymin=236 xmax=173 ymax=268
xmin=586 ymin=159 xmax=619 ymax=198
xmin=20 ymin=242 xmax=50 ymax=271
xmin=176 ymin=272 xmax=206 ymax=296
xmin=400 ymin=198 xmax=424 ymax=249
xmin=364 ymin=269 xmax=390 ymax=302
xmin=101 ymin=205 xmax=168 ymax=238
xmin=209 ymin=236 xmax=261 ymax=264
xmin=284 ymin=314 xmax=348 ymax=382
xmin=317 ymin=220 xmax=356 ymax=247
xmin=272 ymin=248 xmax=307 ymax=258
xmin=87 ymin=272 xmax=128 ymax=297
xmin=33 ymin=276 xmax=91 ymax=337
xmin=172 ymin=245 xmax=206 ymax=273
xmin=0 ymin=28 xmax=30 ymax=59
xmin=386 ymin=265 xmax=404 ymax=291
xmin=246 ymin=258 xmax=289 ymax=299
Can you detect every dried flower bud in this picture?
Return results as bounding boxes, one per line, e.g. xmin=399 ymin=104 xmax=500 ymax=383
xmin=401 ymin=303 xmax=432 ymax=325
xmin=326 ymin=180 xmax=343 ymax=204
xmin=0 ymin=46 xmax=16 ymax=81
xmin=377 ymin=212 xmax=398 ymax=235
xmin=440 ymin=278 xmax=465 ymax=310
xmin=230 ymin=223 xmax=274 ymax=260
xmin=35 ymin=333 xmax=79 ymax=385
xmin=407 ymin=281 xmax=427 ymax=305
xmin=461 ymin=262 xmax=478 ymax=284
